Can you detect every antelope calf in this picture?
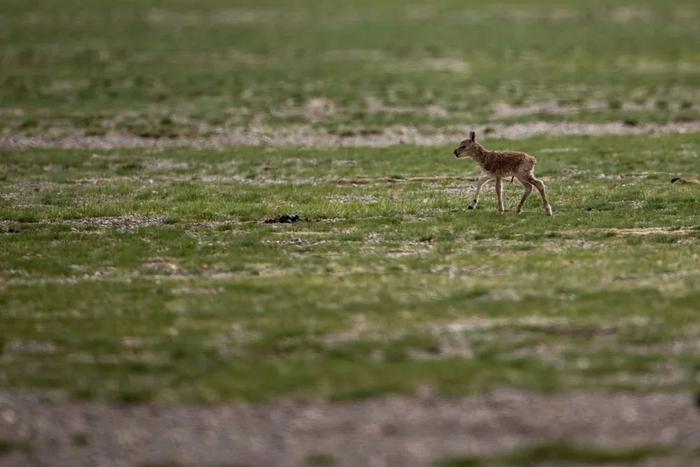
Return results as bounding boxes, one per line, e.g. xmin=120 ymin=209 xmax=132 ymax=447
xmin=453 ymin=131 xmax=552 ymax=216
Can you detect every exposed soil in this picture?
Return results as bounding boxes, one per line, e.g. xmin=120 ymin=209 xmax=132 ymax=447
xmin=567 ymin=226 xmax=697 ymax=237
xmin=335 ymin=175 xmax=476 ymax=185
xmin=1 ymin=391 xmax=699 ymax=467
xmin=3 ymin=121 xmax=700 ymax=150
xmin=492 ymin=101 xmax=608 ymax=118
xmin=0 ymin=216 xmax=167 ymax=232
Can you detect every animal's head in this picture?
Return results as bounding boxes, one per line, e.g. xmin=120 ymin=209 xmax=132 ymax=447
xmin=454 ymin=131 xmax=478 ymax=158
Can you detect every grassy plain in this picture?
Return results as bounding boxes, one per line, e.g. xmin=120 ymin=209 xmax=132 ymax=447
xmin=2 ymin=135 xmax=700 ymax=401
xmin=1 ymin=0 xmax=700 ymax=464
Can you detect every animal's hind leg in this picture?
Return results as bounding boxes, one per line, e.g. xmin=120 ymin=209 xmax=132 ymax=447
xmin=468 ymin=175 xmax=492 ymax=209
xmin=515 ymin=176 xmax=533 ymax=214
xmin=528 ymin=175 xmax=552 ymax=216
xmin=495 ymin=177 xmax=505 ymax=213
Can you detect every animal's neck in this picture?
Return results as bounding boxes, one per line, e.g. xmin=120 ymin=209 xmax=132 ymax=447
xmin=469 ymin=143 xmax=489 ymax=164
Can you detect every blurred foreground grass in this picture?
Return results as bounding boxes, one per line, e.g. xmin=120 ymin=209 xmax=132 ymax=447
xmin=1 ymin=0 xmax=699 ymax=139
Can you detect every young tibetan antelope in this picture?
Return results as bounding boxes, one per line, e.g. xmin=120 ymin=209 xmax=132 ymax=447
xmin=453 ymin=131 xmax=552 ymax=216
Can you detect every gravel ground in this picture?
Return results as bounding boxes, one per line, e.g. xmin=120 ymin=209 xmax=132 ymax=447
xmin=3 ymin=121 xmax=700 ymax=150
xmin=1 ymin=390 xmax=699 ymax=467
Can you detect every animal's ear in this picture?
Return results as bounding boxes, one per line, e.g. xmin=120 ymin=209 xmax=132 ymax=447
xmin=469 ymin=131 xmax=476 ymax=142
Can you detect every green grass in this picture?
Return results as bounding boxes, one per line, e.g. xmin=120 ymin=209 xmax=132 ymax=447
xmin=306 ymin=453 xmax=336 ymax=466
xmin=1 ymin=0 xmax=699 ymax=138
xmin=1 ymin=134 xmax=700 ymax=401
xmin=0 ymin=439 xmax=31 ymax=456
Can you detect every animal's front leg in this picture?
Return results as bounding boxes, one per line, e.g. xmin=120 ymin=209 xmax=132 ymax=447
xmin=515 ymin=176 xmax=533 ymax=214
xmin=495 ymin=177 xmax=505 ymax=212
xmin=468 ymin=175 xmax=492 ymax=209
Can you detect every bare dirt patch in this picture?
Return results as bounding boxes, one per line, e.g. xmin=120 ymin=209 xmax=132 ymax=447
xmin=0 ymin=216 xmax=167 ymax=232
xmin=143 ymin=257 xmax=185 ymax=276
xmin=569 ymin=226 xmax=698 ymax=237
xmin=329 ymin=193 xmax=379 ymax=204
xmin=3 ymin=121 xmax=700 ymax=150
xmin=1 ymin=390 xmax=698 ymax=467
xmin=491 ymin=100 xmax=609 ymax=118
xmin=609 ymin=227 xmax=697 ymax=237
xmin=384 ymin=58 xmax=470 ymax=74
xmin=67 ymin=215 xmax=167 ymax=231
xmin=144 ymin=8 xmax=306 ymax=26
xmin=336 ymin=175 xmax=476 ymax=186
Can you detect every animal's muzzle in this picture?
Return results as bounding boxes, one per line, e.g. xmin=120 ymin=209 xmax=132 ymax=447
xmin=453 ymin=149 xmax=459 ymax=157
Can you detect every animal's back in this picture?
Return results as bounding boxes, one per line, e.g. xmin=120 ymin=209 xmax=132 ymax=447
xmin=480 ymin=151 xmax=536 ymax=177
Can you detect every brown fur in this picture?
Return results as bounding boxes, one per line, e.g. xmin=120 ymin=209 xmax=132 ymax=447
xmin=453 ymin=131 xmax=552 ymax=215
